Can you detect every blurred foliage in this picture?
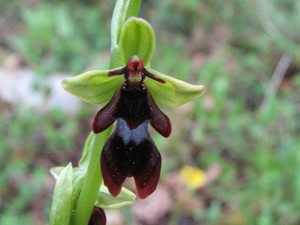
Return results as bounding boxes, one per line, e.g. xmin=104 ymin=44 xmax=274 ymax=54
xmin=1 ymin=0 xmax=300 ymax=225
xmin=2 ymin=1 xmax=111 ymax=75
xmin=0 ymin=106 xmax=85 ymax=224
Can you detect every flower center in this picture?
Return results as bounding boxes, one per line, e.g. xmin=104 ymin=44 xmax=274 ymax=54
xmin=127 ymin=56 xmax=144 ymax=84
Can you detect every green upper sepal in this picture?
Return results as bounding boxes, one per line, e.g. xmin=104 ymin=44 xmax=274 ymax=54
xmin=119 ymin=17 xmax=155 ymax=67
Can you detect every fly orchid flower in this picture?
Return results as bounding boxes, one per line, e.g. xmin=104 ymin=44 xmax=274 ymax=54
xmin=93 ymin=55 xmax=171 ymax=198
xmin=62 ymin=17 xmax=205 ymax=199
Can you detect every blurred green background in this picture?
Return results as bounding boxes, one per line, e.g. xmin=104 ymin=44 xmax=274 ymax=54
xmin=1 ymin=0 xmax=300 ymax=225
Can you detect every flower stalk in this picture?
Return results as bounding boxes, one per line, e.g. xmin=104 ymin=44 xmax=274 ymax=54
xmin=72 ymin=129 xmax=111 ymax=225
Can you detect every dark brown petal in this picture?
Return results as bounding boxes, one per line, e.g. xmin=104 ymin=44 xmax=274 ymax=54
xmin=143 ymin=68 xmax=166 ymax=83
xmin=148 ymin=93 xmax=172 ymax=137
xmin=88 ymin=207 xmax=106 ymax=225
xmin=108 ymin=67 xmax=126 ymax=76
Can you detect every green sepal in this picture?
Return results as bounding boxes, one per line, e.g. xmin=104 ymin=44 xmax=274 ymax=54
xmin=119 ymin=17 xmax=155 ymax=67
xmin=62 ymin=70 xmax=123 ymax=105
xmin=70 ymin=170 xmax=85 ymax=213
xmin=95 ymin=184 xmax=136 ymax=209
xmin=49 ymin=163 xmax=73 ymax=225
xmin=145 ymin=68 xmax=205 ymax=108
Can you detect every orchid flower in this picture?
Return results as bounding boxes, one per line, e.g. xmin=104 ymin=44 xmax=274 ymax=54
xmin=62 ymin=17 xmax=205 ymax=199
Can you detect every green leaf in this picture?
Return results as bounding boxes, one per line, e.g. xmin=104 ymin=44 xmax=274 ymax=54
xmin=50 ymin=163 xmax=73 ymax=225
xmin=70 ymin=170 xmax=85 ymax=212
xmin=119 ymin=17 xmax=155 ymax=67
xmin=50 ymin=167 xmax=64 ymax=180
xmin=95 ymin=184 xmax=136 ymax=209
xmin=50 ymin=166 xmax=84 ymax=212
xmin=50 ymin=167 xmax=81 ymax=180
xmin=145 ymin=68 xmax=205 ymax=108
xmin=62 ymin=70 xmax=123 ymax=105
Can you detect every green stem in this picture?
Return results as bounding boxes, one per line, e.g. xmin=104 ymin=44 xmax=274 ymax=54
xmin=111 ymin=0 xmax=142 ymax=47
xmin=73 ymin=129 xmax=111 ymax=225
xmin=110 ymin=0 xmax=142 ymax=69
